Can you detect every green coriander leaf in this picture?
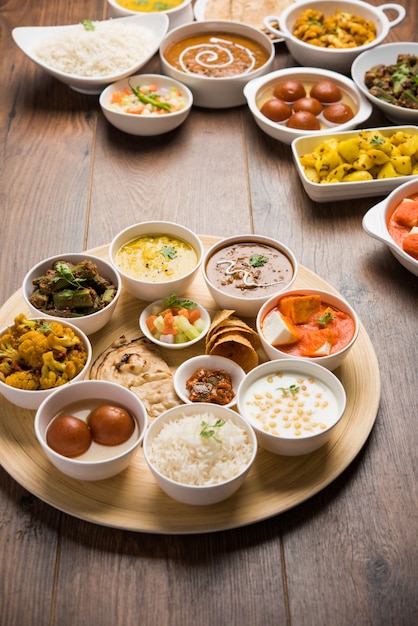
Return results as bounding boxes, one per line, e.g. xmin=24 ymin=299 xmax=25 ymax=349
xmin=249 ymin=254 xmax=269 ymax=267
xmin=200 ymin=419 xmax=225 ymax=443
xmin=82 ymin=19 xmax=95 ymax=31
xmin=163 ymin=294 xmax=196 ymax=310
xmin=160 ymin=245 xmax=177 ymax=260
xmin=278 ymin=384 xmax=300 ymax=397
xmin=370 ymin=135 xmax=385 ymax=146
xmin=317 ymin=310 xmax=336 ymax=326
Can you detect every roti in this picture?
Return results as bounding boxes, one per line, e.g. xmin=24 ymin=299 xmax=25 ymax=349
xmin=204 ymin=0 xmax=292 ymax=31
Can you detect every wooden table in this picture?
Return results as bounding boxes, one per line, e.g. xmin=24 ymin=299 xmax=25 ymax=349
xmin=1 ymin=2 xmax=416 ymax=624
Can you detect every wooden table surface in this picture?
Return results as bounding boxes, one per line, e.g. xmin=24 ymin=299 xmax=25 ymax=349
xmin=1 ymin=1 xmax=417 ymax=625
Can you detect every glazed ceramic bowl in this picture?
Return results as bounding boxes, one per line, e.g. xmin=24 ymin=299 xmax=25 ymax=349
xmin=256 ymin=288 xmax=359 ymax=371
xmin=34 ymin=380 xmax=148 ymax=480
xmin=363 ymin=178 xmax=418 ymax=277
xmin=143 ymin=403 xmax=257 ymax=505
xmin=22 ymin=252 xmax=121 ymax=335
xmin=12 ymin=14 xmax=169 ymax=94
xmin=159 ymin=20 xmax=275 ymax=108
xmin=99 ymin=73 xmax=193 ymax=136
xmin=139 ymin=298 xmax=211 ymax=349
xmin=202 ymin=234 xmax=298 ymax=317
xmin=107 ymin=0 xmax=194 ymax=31
xmin=244 ymin=66 xmax=372 ymax=145
xmin=0 ymin=317 xmax=92 ymax=410
xmin=173 ymin=354 xmax=246 ymax=408
xmin=236 ymin=358 xmax=346 ymax=456
xmin=351 ymin=42 xmax=418 ymax=125
xmin=263 ymin=0 xmax=405 ymax=74
xmin=109 ymin=221 xmax=204 ymax=301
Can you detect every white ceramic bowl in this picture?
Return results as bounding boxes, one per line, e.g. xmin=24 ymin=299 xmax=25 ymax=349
xmin=109 ymin=221 xmax=204 ymax=301
xmin=34 ymin=380 xmax=148 ymax=480
xmin=22 ymin=253 xmax=121 ymax=335
xmin=244 ymin=66 xmax=372 ymax=145
xmin=12 ymin=14 xmax=169 ymax=94
xmin=159 ymin=20 xmax=275 ymax=108
xmin=202 ymin=234 xmax=298 ymax=317
xmin=139 ymin=298 xmax=211 ymax=349
xmin=291 ymin=125 xmax=418 ymax=203
xmin=236 ymin=358 xmax=346 ymax=455
xmin=173 ymin=354 xmax=246 ymax=408
xmin=143 ymin=403 xmax=257 ymax=504
xmin=107 ymin=0 xmax=194 ymax=31
xmin=256 ymin=288 xmax=359 ymax=371
xmin=99 ymin=73 xmax=193 ymax=136
xmin=363 ymin=178 xmax=418 ymax=277
xmin=0 ymin=318 xmax=92 ymax=410
xmin=351 ymin=42 xmax=418 ymax=125
xmin=263 ymin=0 xmax=405 ymax=74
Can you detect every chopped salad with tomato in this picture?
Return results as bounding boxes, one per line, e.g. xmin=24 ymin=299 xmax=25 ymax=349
xmin=109 ymin=81 xmax=188 ymax=116
xmin=145 ymin=295 xmax=207 ymax=344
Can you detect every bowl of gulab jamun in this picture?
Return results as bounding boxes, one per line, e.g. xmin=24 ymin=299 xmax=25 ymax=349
xmin=34 ymin=380 xmax=148 ymax=480
xmin=244 ymin=67 xmax=372 ymax=144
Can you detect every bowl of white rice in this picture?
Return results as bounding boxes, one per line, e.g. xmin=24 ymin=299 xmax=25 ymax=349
xmin=12 ymin=14 xmax=169 ymax=94
xmin=143 ymin=403 xmax=257 ymax=505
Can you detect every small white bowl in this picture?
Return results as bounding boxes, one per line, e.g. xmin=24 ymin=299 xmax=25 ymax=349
xmin=236 ymin=359 xmax=346 ymax=456
xmin=107 ymin=0 xmax=194 ymax=31
xmin=159 ymin=20 xmax=275 ymax=108
xmin=12 ymin=14 xmax=169 ymax=94
xmin=109 ymin=221 xmax=204 ymax=301
xmin=256 ymin=288 xmax=359 ymax=371
xmin=363 ymin=178 xmax=418 ymax=277
xmin=244 ymin=66 xmax=372 ymax=145
xmin=202 ymin=234 xmax=298 ymax=317
xmin=143 ymin=403 xmax=257 ymax=505
xmin=351 ymin=42 xmax=418 ymax=125
xmin=34 ymin=380 xmax=148 ymax=481
xmin=22 ymin=253 xmax=121 ymax=336
xmin=139 ymin=298 xmax=211 ymax=349
xmin=0 ymin=318 xmax=92 ymax=410
xmin=173 ymin=354 xmax=246 ymax=408
xmin=263 ymin=0 xmax=405 ymax=74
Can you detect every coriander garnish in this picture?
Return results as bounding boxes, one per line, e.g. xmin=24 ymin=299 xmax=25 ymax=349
xmin=249 ymin=254 xmax=269 ymax=267
xmin=200 ymin=419 xmax=225 ymax=443
xmin=278 ymin=384 xmax=300 ymax=397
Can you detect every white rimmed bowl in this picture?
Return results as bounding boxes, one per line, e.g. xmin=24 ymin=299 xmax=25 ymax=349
xmin=22 ymin=253 xmax=121 ymax=336
xmin=12 ymin=14 xmax=169 ymax=94
xmin=236 ymin=358 xmax=346 ymax=456
xmin=107 ymin=0 xmax=194 ymax=31
xmin=263 ymin=0 xmax=405 ymax=74
xmin=34 ymin=380 xmax=148 ymax=480
xmin=244 ymin=66 xmax=372 ymax=145
xmin=173 ymin=354 xmax=246 ymax=408
xmin=109 ymin=221 xmax=204 ymax=301
xmin=363 ymin=178 xmax=418 ymax=277
xmin=143 ymin=403 xmax=257 ymax=505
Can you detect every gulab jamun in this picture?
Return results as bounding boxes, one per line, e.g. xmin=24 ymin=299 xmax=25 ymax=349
xmin=310 ymin=80 xmax=342 ymax=103
xmin=46 ymin=415 xmax=92 ymax=458
xmin=88 ymin=405 xmax=135 ymax=446
xmin=323 ymin=102 xmax=355 ymax=124
xmin=292 ymin=96 xmax=323 ymax=116
xmin=286 ymin=111 xmax=321 ymax=130
xmin=260 ymin=98 xmax=292 ymax=122
xmin=273 ymin=80 xmax=306 ymax=102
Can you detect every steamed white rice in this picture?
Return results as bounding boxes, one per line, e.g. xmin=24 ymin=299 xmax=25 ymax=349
xmin=33 ymin=20 xmax=155 ymax=78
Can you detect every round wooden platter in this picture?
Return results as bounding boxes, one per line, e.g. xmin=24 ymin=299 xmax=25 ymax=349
xmin=0 ymin=237 xmax=380 ymax=534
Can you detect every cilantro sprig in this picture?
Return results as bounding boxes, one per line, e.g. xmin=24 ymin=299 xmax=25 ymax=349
xmin=200 ymin=419 xmax=225 ymax=443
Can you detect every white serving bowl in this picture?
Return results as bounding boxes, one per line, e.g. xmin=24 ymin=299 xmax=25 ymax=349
xmin=143 ymin=403 xmax=257 ymax=505
xmin=0 ymin=318 xmax=92 ymax=410
xmin=99 ymin=73 xmax=193 ymax=136
xmin=291 ymin=125 xmax=418 ymax=203
xmin=236 ymin=358 xmax=346 ymax=456
xmin=12 ymin=14 xmax=169 ymax=94
xmin=202 ymin=234 xmax=298 ymax=317
xmin=263 ymin=0 xmax=405 ymax=74
xmin=107 ymin=0 xmax=194 ymax=31
xmin=173 ymin=354 xmax=246 ymax=408
xmin=159 ymin=20 xmax=275 ymax=108
xmin=34 ymin=380 xmax=148 ymax=481
xmin=256 ymin=288 xmax=359 ymax=371
xmin=22 ymin=253 xmax=121 ymax=336
xmin=139 ymin=298 xmax=211 ymax=349
xmin=351 ymin=42 xmax=418 ymax=125
xmin=109 ymin=221 xmax=204 ymax=301
xmin=244 ymin=66 xmax=372 ymax=145
xmin=363 ymin=178 xmax=418 ymax=277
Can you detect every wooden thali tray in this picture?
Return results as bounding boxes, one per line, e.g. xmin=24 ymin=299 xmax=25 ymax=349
xmin=0 ymin=237 xmax=380 ymax=534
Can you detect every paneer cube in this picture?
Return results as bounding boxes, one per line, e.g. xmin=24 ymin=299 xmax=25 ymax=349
xmin=279 ymin=295 xmax=321 ymax=324
xmin=262 ymin=310 xmax=299 ymax=346
xmin=300 ymin=329 xmax=335 ymax=357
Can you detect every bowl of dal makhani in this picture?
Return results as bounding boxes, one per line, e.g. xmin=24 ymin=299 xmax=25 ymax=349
xmin=159 ymin=20 xmax=275 ymax=108
xmin=109 ymin=221 xmax=204 ymax=301
xmin=107 ymin=0 xmax=194 ymax=31
xmin=142 ymin=403 xmax=257 ymax=505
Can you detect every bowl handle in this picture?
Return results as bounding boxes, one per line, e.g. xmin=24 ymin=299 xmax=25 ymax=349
xmin=263 ymin=16 xmax=287 ymax=39
xmin=378 ymin=4 xmax=406 ymax=28
xmin=362 ymin=202 xmax=392 ymax=245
